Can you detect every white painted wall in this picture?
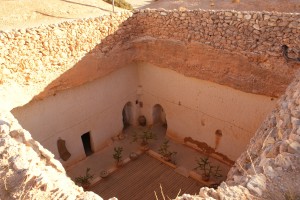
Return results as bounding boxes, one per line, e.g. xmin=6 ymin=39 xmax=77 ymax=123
xmin=12 ymin=64 xmax=139 ymax=167
xmin=137 ymin=63 xmax=276 ymax=160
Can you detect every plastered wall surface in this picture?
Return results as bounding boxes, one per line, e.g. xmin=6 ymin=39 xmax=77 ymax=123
xmin=12 ymin=62 xmax=276 ymax=163
xmin=138 ymin=63 xmax=277 ymax=159
xmin=12 ymin=65 xmax=139 ymax=166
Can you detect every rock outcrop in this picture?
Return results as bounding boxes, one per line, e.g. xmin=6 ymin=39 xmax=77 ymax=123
xmin=0 ymin=112 xmax=102 ymax=200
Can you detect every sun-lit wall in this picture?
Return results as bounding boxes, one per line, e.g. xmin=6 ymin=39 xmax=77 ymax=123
xmin=138 ymin=63 xmax=277 ymax=159
xmin=12 ymin=64 xmax=139 ymax=166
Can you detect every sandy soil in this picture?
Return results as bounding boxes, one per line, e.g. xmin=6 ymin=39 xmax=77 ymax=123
xmin=1 ymin=0 xmax=299 ymax=30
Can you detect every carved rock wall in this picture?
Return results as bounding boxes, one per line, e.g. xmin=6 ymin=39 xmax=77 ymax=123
xmin=1 ymin=9 xmax=299 ymax=109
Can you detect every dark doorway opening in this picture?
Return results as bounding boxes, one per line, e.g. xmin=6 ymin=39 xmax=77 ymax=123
xmin=122 ymin=102 xmax=133 ymax=130
xmin=81 ymin=132 xmax=93 ymax=156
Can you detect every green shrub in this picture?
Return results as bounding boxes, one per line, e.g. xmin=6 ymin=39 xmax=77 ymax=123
xmin=103 ymin=0 xmax=133 ymax=10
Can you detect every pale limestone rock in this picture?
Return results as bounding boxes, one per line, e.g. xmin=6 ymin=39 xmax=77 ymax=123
xmin=289 ymin=133 xmax=300 ymax=142
xmin=246 ymin=174 xmax=266 ymax=196
xmin=288 ymin=141 xmax=300 ymax=154
xmin=225 ymin=12 xmax=233 ymax=17
xmin=253 ymin=24 xmax=260 ymax=30
xmin=49 ymin=158 xmax=66 ymax=173
xmin=291 ymin=117 xmax=300 ymax=127
xmin=297 ymin=127 xmax=300 ymax=135
xmin=244 ymin=14 xmax=251 ymax=20
xmin=275 ymin=153 xmax=293 ymax=170
xmin=279 ymin=140 xmax=288 ymax=153
xmin=40 ymin=147 xmax=55 ymax=160
xmin=263 ymin=165 xmax=276 ymax=178
xmin=177 ymin=194 xmax=203 ymax=200
xmin=11 ymin=155 xmax=30 ymax=171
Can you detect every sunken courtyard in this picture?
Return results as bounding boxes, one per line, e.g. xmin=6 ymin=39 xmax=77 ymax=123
xmin=0 ymin=7 xmax=300 ymax=200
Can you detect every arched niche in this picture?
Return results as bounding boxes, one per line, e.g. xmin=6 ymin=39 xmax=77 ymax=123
xmin=152 ymin=104 xmax=167 ymax=128
xmin=122 ymin=102 xmax=133 ymax=129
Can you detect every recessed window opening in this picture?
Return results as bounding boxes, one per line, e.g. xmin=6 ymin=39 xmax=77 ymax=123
xmin=81 ymin=132 xmax=93 ymax=157
xmin=215 ymin=129 xmax=223 ymax=136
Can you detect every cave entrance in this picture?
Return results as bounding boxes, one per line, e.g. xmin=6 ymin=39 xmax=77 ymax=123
xmin=81 ymin=132 xmax=93 ymax=157
xmin=152 ymin=104 xmax=167 ymax=128
xmin=122 ymin=102 xmax=133 ymax=129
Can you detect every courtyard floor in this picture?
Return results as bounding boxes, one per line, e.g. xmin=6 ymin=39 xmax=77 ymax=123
xmin=91 ymin=154 xmax=203 ymax=199
xmin=66 ymin=124 xmax=231 ymax=199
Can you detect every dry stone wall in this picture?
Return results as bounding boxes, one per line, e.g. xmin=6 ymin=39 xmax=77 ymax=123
xmin=0 ymin=9 xmax=299 ymax=109
xmin=130 ymin=9 xmax=300 ymax=57
xmin=0 ymin=12 xmax=132 ymax=97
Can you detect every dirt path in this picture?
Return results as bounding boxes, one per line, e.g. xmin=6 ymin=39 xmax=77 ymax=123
xmin=1 ymin=0 xmax=299 ymax=30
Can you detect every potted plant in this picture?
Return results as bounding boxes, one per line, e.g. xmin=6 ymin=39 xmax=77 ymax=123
xmin=132 ymin=130 xmax=156 ymax=151
xmin=194 ymin=157 xmax=222 ymax=182
xmin=100 ymin=170 xmax=109 ymax=178
xmin=158 ymin=140 xmax=177 ymax=163
xmin=113 ymin=147 xmax=123 ymax=167
xmin=138 ymin=115 xmax=147 ymax=126
xmin=129 ymin=152 xmax=138 ymax=160
xmin=75 ymin=168 xmax=94 ymax=189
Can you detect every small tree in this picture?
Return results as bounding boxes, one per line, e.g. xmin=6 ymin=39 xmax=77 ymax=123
xmin=132 ymin=130 xmax=156 ymax=146
xmin=194 ymin=157 xmax=222 ymax=181
xmin=113 ymin=147 xmax=123 ymax=166
xmin=75 ymin=168 xmax=94 ymax=188
xmin=158 ymin=140 xmax=177 ymax=163
xmin=213 ymin=165 xmax=222 ymax=179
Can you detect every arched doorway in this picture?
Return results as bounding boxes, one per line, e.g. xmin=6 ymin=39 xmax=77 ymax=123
xmin=152 ymin=104 xmax=167 ymax=127
xmin=122 ymin=102 xmax=133 ymax=129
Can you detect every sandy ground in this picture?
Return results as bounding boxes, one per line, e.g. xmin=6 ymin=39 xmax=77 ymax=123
xmin=1 ymin=0 xmax=299 ymax=30
xmin=66 ymin=124 xmax=230 ymax=186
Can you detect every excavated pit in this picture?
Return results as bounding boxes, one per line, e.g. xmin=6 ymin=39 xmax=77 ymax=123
xmin=1 ymin=8 xmax=299 ymax=200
